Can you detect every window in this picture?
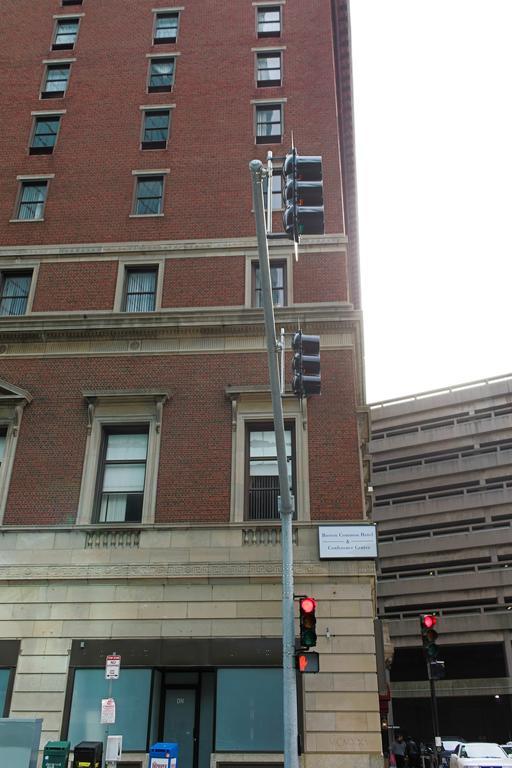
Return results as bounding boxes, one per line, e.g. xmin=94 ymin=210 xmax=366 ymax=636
xmin=257 ymin=6 xmax=281 ymax=37
xmin=52 ymin=18 xmax=79 ymax=50
xmin=246 ymin=422 xmax=295 ymax=520
xmin=216 ymin=669 xmax=283 ymax=751
xmin=62 ymin=0 xmax=83 ymax=5
xmin=123 ymin=268 xmax=157 ymax=312
xmin=255 ymin=104 xmax=282 ymax=144
xmin=252 ymin=260 xmax=286 ymax=308
xmin=30 ymin=115 xmax=61 ymax=154
xmin=68 ymin=669 xmax=151 ymax=750
xmin=95 ymin=427 xmax=149 ymax=523
xmin=154 ymin=12 xmax=179 ymax=43
xmin=17 ymin=181 xmax=48 ymax=220
xmin=256 ymin=52 xmax=281 ymax=87
xmin=0 ymin=272 xmax=32 ymax=316
xmin=141 ymin=109 xmax=170 ymax=150
xmin=42 ymin=63 xmax=70 ymax=98
xmin=134 ymin=175 xmax=164 ymax=215
xmin=262 ymin=171 xmax=282 ymax=212
xmin=148 ymin=57 xmax=175 ymax=92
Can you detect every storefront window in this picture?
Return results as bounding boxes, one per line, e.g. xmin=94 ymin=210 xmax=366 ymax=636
xmin=0 ymin=669 xmax=10 ymax=715
xmin=68 ymin=669 xmax=151 ymax=751
xmin=215 ymin=669 xmax=283 ymax=751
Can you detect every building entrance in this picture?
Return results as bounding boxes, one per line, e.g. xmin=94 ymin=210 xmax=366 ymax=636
xmin=163 ymin=686 xmax=197 ymax=768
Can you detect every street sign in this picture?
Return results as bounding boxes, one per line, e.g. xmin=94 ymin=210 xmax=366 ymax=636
xmin=105 ymin=654 xmax=121 ymax=680
xmin=101 ymin=698 xmax=116 ymax=725
xmin=318 ymin=525 xmax=377 ymax=559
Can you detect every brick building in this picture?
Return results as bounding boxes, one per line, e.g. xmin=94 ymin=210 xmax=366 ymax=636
xmin=0 ymin=1 xmax=379 ymax=767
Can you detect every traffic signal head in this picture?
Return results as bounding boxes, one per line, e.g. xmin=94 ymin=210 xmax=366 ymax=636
xmin=282 ymin=150 xmax=324 ymax=243
xmin=299 ymin=596 xmax=317 ymax=648
xmin=291 ymin=331 xmax=321 ymax=397
xmin=420 ymin=614 xmax=439 ymax=659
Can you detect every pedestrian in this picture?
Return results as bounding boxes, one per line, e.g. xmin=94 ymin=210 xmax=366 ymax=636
xmin=391 ymin=734 xmax=407 ymax=768
xmin=406 ymin=736 xmax=420 ymax=768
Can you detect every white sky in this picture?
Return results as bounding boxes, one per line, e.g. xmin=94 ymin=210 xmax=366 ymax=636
xmin=349 ymin=1 xmax=512 ymax=403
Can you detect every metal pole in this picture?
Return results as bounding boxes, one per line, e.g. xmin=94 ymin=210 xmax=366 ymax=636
xmin=267 ymin=151 xmax=273 ymax=233
xmin=429 ymin=674 xmax=441 ymax=768
xmin=250 ymin=159 xmax=299 ymax=768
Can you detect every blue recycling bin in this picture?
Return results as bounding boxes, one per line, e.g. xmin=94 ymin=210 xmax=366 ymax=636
xmin=149 ymin=742 xmax=179 ymax=768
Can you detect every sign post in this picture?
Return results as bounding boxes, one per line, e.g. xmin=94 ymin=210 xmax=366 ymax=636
xmin=102 ymin=654 xmax=121 ymax=768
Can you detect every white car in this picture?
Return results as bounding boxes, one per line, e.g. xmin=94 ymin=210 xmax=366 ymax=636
xmin=450 ymin=743 xmax=512 ymax=768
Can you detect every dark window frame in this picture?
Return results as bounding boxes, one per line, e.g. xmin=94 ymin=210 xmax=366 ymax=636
xmin=41 ymin=63 xmax=71 ymax=99
xmin=52 ymin=18 xmax=80 ymax=51
xmin=255 ymin=104 xmax=282 ymax=144
xmin=153 ymin=12 xmax=180 ymax=44
xmin=256 ymin=51 xmax=282 ymax=87
xmin=123 ymin=267 xmax=158 ymax=312
xmin=141 ymin=109 xmax=171 ymax=150
xmin=93 ymin=424 xmax=149 ymax=524
xmin=245 ymin=421 xmax=296 ymax=521
xmin=148 ymin=57 xmax=176 ymax=93
xmin=62 ymin=0 xmax=83 ymax=6
xmin=252 ymin=259 xmax=286 ymax=308
xmin=0 ymin=270 xmax=33 ymax=317
xmin=257 ymin=5 xmax=281 ymax=38
xmin=133 ymin=175 xmax=165 ymax=216
xmin=29 ymin=114 xmax=62 ymax=155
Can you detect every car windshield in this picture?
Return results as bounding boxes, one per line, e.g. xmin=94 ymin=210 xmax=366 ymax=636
xmin=465 ymin=744 xmax=506 ymax=759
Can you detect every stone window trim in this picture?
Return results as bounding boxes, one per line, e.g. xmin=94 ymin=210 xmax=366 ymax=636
xmin=11 ymin=178 xmax=53 ymax=224
xmin=0 ymin=379 xmax=32 ymax=525
xmin=244 ymin=252 xmax=292 ymax=308
xmin=152 ymin=9 xmax=182 ymax=45
xmin=40 ymin=60 xmax=75 ymax=100
xmin=76 ymin=390 xmax=169 ymax=525
xmin=113 ymin=257 xmax=165 ymax=312
xmin=0 ymin=262 xmax=39 ymax=316
xmin=51 ymin=14 xmax=84 ymax=51
xmin=225 ymin=386 xmax=310 ymax=522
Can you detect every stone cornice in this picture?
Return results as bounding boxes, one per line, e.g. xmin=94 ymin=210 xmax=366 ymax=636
xmin=0 ymin=305 xmax=362 ymax=345
xmin=0 ymin=234 xmax=347 ymax=260
xmin=0 ymin=559 xmax=375 ymax=583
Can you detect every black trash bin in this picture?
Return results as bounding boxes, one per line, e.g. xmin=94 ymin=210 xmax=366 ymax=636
xmin=72 ymin=741 xmax=103 ymax=768
xmin=43 ymin=741 xmax=71 ymax=768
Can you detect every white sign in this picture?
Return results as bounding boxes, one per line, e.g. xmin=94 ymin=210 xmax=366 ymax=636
xmin=101 ymin=698 xmax=116 ymax=724
xmin=105 ymin=654 xmax=121 ymax=680
xmin=318 ymin=525 xmax=377 ymax=559
xmin=150 ymin=760 xmax=170 ymax=768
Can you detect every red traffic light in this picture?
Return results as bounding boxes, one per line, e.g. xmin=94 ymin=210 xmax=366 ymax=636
xmin=422 ymin=614 xmax=437 ymax=629
xmin=300 ymin=597 xmax=317 ymax=614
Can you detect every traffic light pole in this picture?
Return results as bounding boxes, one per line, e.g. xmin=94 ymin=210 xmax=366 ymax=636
xmin=249 ymin=159 xmax=299 ymax=768
xmin=429 ymin=672 xmax=441 ymax=766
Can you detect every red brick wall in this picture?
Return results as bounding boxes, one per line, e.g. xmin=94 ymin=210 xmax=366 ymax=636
xmin=0 ymin=0 xmax=344 ymax=246
xmin=294 ymin=252 xmax=348 ymax=304
xmin=32 ymin=261 xmax=117 ymax=312
xmin=162 ymin=256 xmax=245 ymax=307
xmin=0 ymin=350 xmax=362 ymax=525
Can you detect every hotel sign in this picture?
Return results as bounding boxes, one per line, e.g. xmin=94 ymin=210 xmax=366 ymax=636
xmin=318 ymin=525 xmax=377 ymax=559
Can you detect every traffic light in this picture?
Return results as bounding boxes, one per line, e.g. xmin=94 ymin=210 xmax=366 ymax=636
xmin=296 ymin=651 xmax=320 ymax=673
xmin=299 ymin=596 xmax=317 ymax=648
xmin=420 ymin=614 xmax=439 ymax=659
xmin=291 ymin=331 xmax=321 ymax=397
xmin=282 ymin=149 xmax=324 ymax=243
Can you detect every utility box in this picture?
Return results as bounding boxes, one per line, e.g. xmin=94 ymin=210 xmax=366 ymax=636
xmin=105 ymin=735 xmax=122 ymax=763
xmin=149 ymin=742 xmax=178 ymax=768
xmin=72 ymin=741 xmax=103 ymax=768
xmin=43 ymin=741 xmax=71 ymax=768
